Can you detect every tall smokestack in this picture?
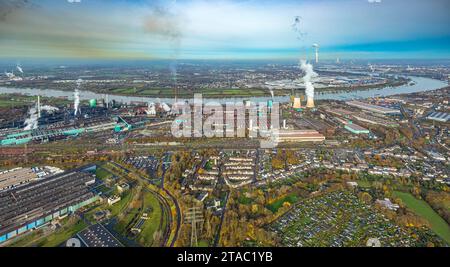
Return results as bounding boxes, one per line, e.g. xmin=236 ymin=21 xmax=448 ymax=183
xmin=74 ymin=79 xmax=82 ymax=116
xmin=313 ymin=44 xmax=319 ymax=64
xmin=37 ymin=95 xmax=41 ymax=118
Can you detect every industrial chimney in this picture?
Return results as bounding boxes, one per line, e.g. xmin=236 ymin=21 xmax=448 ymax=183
xmin=313 ymin=44 xmax=320 ymax=64
xmin=37 ymin=95 xmax=41 ymax=118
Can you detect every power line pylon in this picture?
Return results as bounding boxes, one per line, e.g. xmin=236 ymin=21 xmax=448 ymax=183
xmin=184 ymin=206 xmax=204 ymax=247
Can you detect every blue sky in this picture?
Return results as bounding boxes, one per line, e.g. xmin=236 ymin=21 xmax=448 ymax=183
xmin=0 ymin=0 xmax=449 ymax=60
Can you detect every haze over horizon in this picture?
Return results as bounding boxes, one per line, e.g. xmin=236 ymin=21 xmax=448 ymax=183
xmin=0 ymin=0 xmax=449 ymax=60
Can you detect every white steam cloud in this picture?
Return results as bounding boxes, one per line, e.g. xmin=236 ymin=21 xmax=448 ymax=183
xmin=41 ymin=105 xmax=58 ymax=113
xmin=16 ymin=64 xmax=23 ymax=74
xmin=24 ymin=106 xmax=38 ymax=130
xmin=292 ymin=16 xmax=307 ymax=41
xmin=300 ymin=59 xmax=317 ymax=99
xmin=74 ymin=78 xmax=82 ymax=116
xmin=23 ymin=104 xmax=58 ymax=130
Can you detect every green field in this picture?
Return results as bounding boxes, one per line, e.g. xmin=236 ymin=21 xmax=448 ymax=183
xmin=109 ymin=191 xmax=133 ymax=217
xmin=105 ymin=87 xmax=280 ymax=98
xmin=0 ymin=94 xmax=71 ymax=107
xmin=394 ymin=191 xmax=450 ymax=244
xmin=111 ymin=88 xmax=139 ymax=94
xmin=238 ymin=195 xmax=254 ymax=205
xmin=356 ymin=180 xmax=372 ymax=188
xmin=0 ymin=99 xmax=26 ymax=108
xmin=37 ymin=219 xmax=88 ymax=247
xmin=8 ymin=218 xmax=88 ymax=247
xmin=95 ymin=167 xmax=112 ymax=180
xmin=114 ymin=190 xmax=165 ymax=247
xmin=267 ymin=193 xmax=299 ymax=213
xmin=139 ymin=192 xmax=165 ymax=247
xmin=197 ymin=240 xmax=210 ymax=247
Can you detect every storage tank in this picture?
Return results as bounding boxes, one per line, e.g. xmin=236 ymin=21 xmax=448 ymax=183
xmin=89 ymin=99 xmax=97 ymax=108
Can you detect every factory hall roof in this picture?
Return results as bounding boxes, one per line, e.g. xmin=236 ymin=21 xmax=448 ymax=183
xmin=427 ymin=112 xmax=450 ymax=122
xmin=0 ymin=171 xmax=96 ymax=237
xmin=77 ymin=224 xmax=123 ymax=247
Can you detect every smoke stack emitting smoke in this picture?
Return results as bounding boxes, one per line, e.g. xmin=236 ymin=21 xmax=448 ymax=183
xmin=269 ymin=88 xmax=274 ymax=99
xmin=292 ymin=16 xmax=318 ymax=109
xmin=74 ymin=79 xmax=82 ymax=116
xmin=312 ymin=43 xmax=319 ymax=64
xmin=143 ymin=2 xmax=182 ymax=99
xmin=24 ymin=99 xmax=59 ymax=130
xmin=300 ymin=60 xmax=317 ymax=108
xmin=16 ymin=64 xmax=23 ymax=74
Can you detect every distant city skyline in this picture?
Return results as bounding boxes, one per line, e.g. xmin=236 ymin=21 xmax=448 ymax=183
xmin=0 ymin=0 xmax=449 ymax=60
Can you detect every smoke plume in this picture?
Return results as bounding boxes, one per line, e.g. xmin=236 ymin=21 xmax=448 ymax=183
xmin=300 ymin=59 xmax=317 ymax=99
xmin=292 ymin=16 xmax=307 ymax=41
xmin=24 ymin=106 xmax=38 ymax=130
xmin=144 ymin=2 xmax=183 ymax=88
xmin=169 ymin=61 xmax=178 ymax=84
xmin=143 ymin=3 xmax=182 ymax=48
xmin=74 ymin=79 xmax=82 ymax=116
xmin=41 ymin=105 xmax=58 ymax=113
xmin=269 ymin=88 xmax=274 ymax=99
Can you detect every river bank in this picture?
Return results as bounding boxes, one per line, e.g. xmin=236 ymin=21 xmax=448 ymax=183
xmin=0 ymin=76 xmax=447 ymax=105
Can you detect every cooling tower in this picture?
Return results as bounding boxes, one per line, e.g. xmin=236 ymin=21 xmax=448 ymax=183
xmin=306 ymin=97 xmax=315 ymax=108
xmin=293 ymin=97 xmax=302 ymax=109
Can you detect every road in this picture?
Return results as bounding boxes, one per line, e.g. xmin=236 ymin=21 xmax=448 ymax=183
xmin=213 ymin=191 xmax=230 ymax=247
xmin=160 ymin=152 xmax=172 ymax=189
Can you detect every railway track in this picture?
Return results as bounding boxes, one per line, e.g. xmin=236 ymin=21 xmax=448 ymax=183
xmin=146 ymin=189 xmax=172 ymax=247
xmin=111 ymin=161 xmax=180 ymax=247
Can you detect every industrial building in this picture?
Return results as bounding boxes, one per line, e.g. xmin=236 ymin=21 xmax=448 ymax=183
xmin=344 ymin=122 xmax=370 ymax=134
xmin=0 ymin=115 xmax=150 ymax=147
xmin=294 ymin=118 xmax=336 ymax=136
xmin=426 ymin=112 xmax=450 ymax=122
xmin=346 ymin=100 xmax=401 ymax=115
xmin=0 ymin=117 xmax=116 ymax=146
xmin=0 ymin=166 xmax=99 ymax=245
xmin=277 ymin=129 xmax=326 ymax=143
xmin=321 ymin=106 xmax=355 ymax=118
xmin=0 ymin=99 xmax=153 ymax=147
xmin=0 ymin=167 xmax=37 ymax=192
xmin=76 ymin=223 xmax=122 ymax=247
xmin=351 ymin=114 xmax=399 ymax=128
